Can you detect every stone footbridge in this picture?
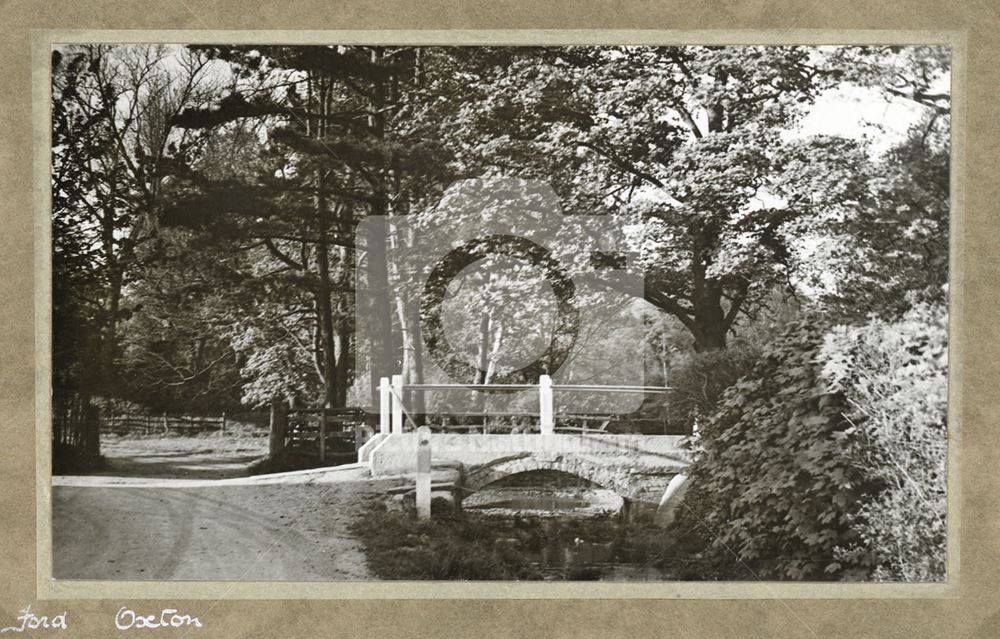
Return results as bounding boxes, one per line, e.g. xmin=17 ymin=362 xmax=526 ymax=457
xmin=363 ymin=432 xmax=692 ymax=504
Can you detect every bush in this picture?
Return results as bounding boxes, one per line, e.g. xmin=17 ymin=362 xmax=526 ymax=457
xmin=672 ymin=317 xmax=873 ymax=580
xmin=666 ymin=343 xmax=762 ymax=434
xmin=819 ymin=301 xmax=947 ymax=580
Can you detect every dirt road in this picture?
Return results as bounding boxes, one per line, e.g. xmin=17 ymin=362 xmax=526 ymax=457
xmin=86 ymin=433 xmax=270 ymax=480
xmin=52 ymin=469 xmax=401 ymax=581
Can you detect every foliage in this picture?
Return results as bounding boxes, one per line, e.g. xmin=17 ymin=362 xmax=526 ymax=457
xmin=820 ymin=301 xmax=948 ymax=580
xmin=655 ymin=286 xmax=800 ymax=433
xmin=674 ymin=317 xmax=872 ymax=580
xmin=351 ymin=501 xmax=706 ymax=580
xmin=819 ymin=114 xmax=949 ymax=319
xmin=446 ymin=46 xmax=879 ymax=351
xmin=117 ymin=227 xmax=246 ymax=412
xmin=676 ymin=300 xmax=948 ymax=581
xmin=51 ymin=44 xmax=218 ymax=398
xmin=350 ymin=504 xmax=543 ymax=580
xmin=166 ymin=45 xmax=465 ymax=408
xmin=666 ymin=343 xmax=762 ymax=435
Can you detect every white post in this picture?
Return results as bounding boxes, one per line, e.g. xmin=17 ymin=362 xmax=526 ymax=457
xmin=539 ymin=374 xmax=554 ymax=436
xmin=391 ymin=374 xmax=404 ymax=434
xmin=415 ymin=425 xmax=432 ymax=520
xmin=379 ymin=377 xmax=391 ymax=436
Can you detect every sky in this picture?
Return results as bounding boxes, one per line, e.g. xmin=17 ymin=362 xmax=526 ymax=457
xmin=798 ymin=83 xmax=930 ymax=154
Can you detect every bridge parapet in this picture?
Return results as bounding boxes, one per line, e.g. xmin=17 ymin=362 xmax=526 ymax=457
xmin=368 ymin=432 xmax=691 ymax=503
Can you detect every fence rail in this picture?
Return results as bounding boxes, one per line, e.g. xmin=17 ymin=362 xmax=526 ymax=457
xmin=259 ymin=376 xmax=677 ymax=466
xmin=380 ymin=374 xmax=675 ymax=436
xmin=101 ymin=412 xmax=230 ymax=436
xmin=268 ymin=406 xmax=370 ymax=463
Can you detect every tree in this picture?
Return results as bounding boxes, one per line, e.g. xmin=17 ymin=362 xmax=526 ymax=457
xmin=441 ymin=46 xmax=906 ymax=351
xmin=819 ymin=46 xmax=950 ymax=320
xmin=168 ymin=45 xmax=458 ymax=409
xmin=51 ymin=44 xmax=216 ymax=400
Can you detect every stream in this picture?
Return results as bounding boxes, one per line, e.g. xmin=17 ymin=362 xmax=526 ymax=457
xmin=459 ymin=471 xmax=677 ymax=580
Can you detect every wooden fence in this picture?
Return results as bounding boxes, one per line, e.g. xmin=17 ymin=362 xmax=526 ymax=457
xmin=101 ymin=412 xmax=229 ymax=436
xmin=53 ymin=392 xmax=100 ymax=456
xmin=268 ymin=404 xmax=371 ymax=463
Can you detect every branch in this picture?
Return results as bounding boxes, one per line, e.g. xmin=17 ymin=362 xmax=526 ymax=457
xmin=673 ymin=103 xmax=703 ymax=139
xmin=885 ymin=87 xmax=950 ymax=114
xmin=722 ymin=279 xmax=751 ymax=328
xmin=584 ymin=270 xmax=697 ymax=331
xmin=577 ymin=140 xmax=665 ymax=189
xmin=263 ymin=238 xmax=305 ymax=270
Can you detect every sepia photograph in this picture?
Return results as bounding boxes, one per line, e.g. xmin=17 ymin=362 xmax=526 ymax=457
xmin=48 ymin=41 xmax=950 ymax=584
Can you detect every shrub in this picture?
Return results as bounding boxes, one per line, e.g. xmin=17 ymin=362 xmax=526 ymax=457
xmin=820 ymin=301 xmax=947 ymax=580
xmin=666 ymin=343 xmax=762 ymax=434
xmin=672 ymin=317 xmax=873 ymax=580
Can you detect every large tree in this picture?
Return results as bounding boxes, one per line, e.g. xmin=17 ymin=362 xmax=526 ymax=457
xmin=443 ymin=45 xmax=937 ymax=350
xmin=51 ymin=44 xmax=216 ymax=400
xmin=168 ymin=46 xmax=457 ymax=409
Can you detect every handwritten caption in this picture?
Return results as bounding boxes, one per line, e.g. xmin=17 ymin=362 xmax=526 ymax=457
xmin=1 ymin=605 xmax=203 ymax=632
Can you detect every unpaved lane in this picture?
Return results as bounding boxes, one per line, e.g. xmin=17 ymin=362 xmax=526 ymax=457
xmin=52 ymin=475 xmax=398 ymax=581
xmin=91 ymin=434 xmax=269 ymax=480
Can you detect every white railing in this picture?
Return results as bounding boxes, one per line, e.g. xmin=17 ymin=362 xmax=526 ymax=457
xmin=379 ymin=374 xmax=670 ymax=436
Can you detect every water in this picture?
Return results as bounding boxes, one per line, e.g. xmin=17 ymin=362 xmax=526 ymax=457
xmin=463 ymin=487 xmax=624 ymax=519
xmin=460 ymin=477 xmax=673 ymax=580
xmin=471 ymin=496 xmax=590 ymax=510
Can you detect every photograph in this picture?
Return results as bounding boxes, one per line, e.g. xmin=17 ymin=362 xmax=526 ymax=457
xmin=48 ymin=41 xmax=950 ymax=584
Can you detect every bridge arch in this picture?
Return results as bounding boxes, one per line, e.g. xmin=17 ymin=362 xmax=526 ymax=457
xmin=461 ymin=454 xmax=645 ymax=502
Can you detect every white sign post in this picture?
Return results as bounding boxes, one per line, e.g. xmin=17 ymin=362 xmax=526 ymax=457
xmin=539 ymin=375 xmax=554 ymax=436
xmin=379 ymin=377 xmax=391 ymax=436
xmin=391 ymin=374 xmax=404 ymax=435
xmin=416 ymin=426 xmax=432 ymax=520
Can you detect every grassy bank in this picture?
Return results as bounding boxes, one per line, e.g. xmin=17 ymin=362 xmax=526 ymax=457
xmin=350 ymin=501 xmax=717 ymax=581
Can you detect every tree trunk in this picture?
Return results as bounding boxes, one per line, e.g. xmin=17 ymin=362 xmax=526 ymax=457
xmin=691 ymin=281 xmax=728 ymax=351
xmin=268 ymin=397 xmax=286 ymax=458
xmin=691 ymin=320 xmax=728 ymax=351
xmin=473 ymin=311 xmax=491 ymax=415
xmin=315 ymin=225 xmax=341 ymax=408
xmin=411 ymin=304 xmax=425 ymax=414
xmin=393 ymin=291 xmax=426 ymax=422
xmin=335 ymin=330 xmax=351 ymax=407
xmin=313 ymin=76 xmax=345 ymax=409
xmin=366 ymin=213 xmax=393 ymax=404
xmin=99 ymin=186 xmax=122 ymax=396
xmin=334 ymin=206 xmax=355 ymax=408
xmin=366 ymin=48 xmax=395 ymax=413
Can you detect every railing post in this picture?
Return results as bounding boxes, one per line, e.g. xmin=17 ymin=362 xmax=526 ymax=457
xmin=319 ymin=409 xmax=327 ymax=463
xmin=391 ymin=374 xmax=404 ymax=434
xmin=416 ymin=425 xmax=432 ymax=520
xmin=539 ymin=375 xmax=554 ymax=436
xmin=379 ymin=377 xmax=391 ymax=436
xmin=354 ymin=420 xmax=365 ymax=455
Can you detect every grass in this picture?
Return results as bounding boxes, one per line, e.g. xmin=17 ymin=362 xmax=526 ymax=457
xmin=350 ymin=503 xmax=545 ymax=580
xmin=247 ymin=448 xmax=357 ymax=475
